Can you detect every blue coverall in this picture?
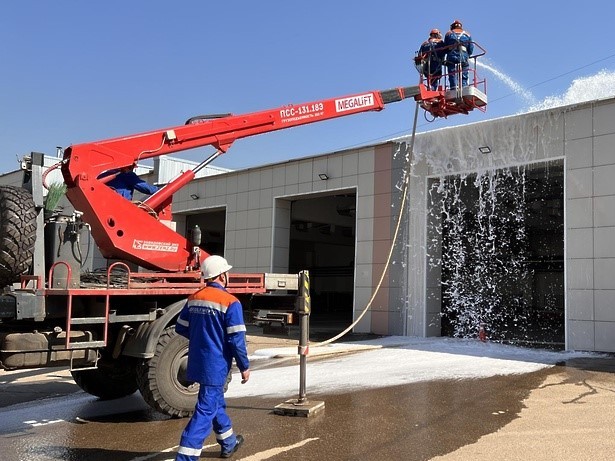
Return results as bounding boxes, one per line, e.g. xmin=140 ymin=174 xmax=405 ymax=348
xmin=444 ymin=28 xmax=474 ymax=88
xmin=419 ymin=38 xmax=446 ymax=90
xmin=174 ymin=282 xmax=250 ymax=461
xmin=105 ymin=171 xmax=158 ymax=200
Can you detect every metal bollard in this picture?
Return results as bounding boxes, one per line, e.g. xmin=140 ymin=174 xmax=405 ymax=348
xmin=273 ymin=270 xmax=324 ymax=417
xmin=296 ymin=270 xmax=311 ymax=403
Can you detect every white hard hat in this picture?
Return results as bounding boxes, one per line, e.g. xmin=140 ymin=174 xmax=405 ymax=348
xmin=201 ymin=255 xmax=233 ymax=279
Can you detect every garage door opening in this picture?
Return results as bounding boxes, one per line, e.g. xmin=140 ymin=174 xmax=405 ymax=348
xmin=288 ymin=193 xmax=356 ymax=327
xmin=427 ymin=160 xmax=564 ymax=348
xmin=185 ymin=208 xmax=226 ymax=256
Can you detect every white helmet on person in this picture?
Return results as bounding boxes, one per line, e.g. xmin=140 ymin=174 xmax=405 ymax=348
xmin=201 ymin=255 xmax=233 ymax=279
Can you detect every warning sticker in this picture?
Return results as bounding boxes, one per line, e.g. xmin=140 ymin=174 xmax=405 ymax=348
xmin=133 ymin=239 xmax=179 ymax=253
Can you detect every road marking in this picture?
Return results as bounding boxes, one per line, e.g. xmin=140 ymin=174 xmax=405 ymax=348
xmin=237 ymin=437 xmax=320 ymax=460
xmin=23 ymin=419 xmax=64 ymax=427
xmin=126 ymin=438 xmax=319 ymax=461
xmin=128 ymin=443 xmax=218 ymax=461
xmin=128 ymin=438 xmax=320 ymax=461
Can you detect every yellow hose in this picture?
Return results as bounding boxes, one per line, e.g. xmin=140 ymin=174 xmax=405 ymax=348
xmin=312 ymin=102 xmax=420 ymax=347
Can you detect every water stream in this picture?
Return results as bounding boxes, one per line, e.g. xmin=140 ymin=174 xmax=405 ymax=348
xmin=477 ymin=61 xmax=615 ymax=113
xmin=476 ymin=60 xmax=537 ymax=107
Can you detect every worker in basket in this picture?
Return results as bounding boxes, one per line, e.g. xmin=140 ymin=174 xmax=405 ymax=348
xmin=444 ymin=19 xmax=474 ymax=89
xmin=415 ymin=28 xmax=446 ymax=91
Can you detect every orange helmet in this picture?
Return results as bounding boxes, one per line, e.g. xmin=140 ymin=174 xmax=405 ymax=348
xmin=451 ymin=19 xmax=462 ymax=29
xmin=430 ymin=28 xmax=440 ymax=35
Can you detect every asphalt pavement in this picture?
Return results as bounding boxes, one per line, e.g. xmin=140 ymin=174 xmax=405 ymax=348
xmin=1 ymin=330 xmax=614 ymax=460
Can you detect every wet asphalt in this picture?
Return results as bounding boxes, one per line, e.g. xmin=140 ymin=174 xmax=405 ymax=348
xmin=1 ymin=348 xmax=614 ymax=460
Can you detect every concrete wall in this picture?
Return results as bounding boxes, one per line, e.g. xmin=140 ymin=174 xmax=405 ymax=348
xmin=564 ymin=98 xmax=615 ymax=352
xmin=172 ymin=145 xmax=407 ymax=335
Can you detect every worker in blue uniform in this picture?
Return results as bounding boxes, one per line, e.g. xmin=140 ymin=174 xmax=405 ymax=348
xmin=99 ymin=164 xmax=159 ymax=200
xmin=416 ymin=28 xmax=446 ymax=90
xmin=444 ymin=19 xmax=474 ymax=89
xmin=175 ymin=255 xmax=250 ymax=460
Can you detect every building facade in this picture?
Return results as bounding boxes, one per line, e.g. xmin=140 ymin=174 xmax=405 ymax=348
xmin=2 ymin=96 xmax=614 ymax=352
xmin=170 ymin=95 xmax=615 ymax=353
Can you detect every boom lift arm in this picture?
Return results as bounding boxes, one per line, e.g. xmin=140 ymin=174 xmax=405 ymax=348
xmin=59 ymin=84 xmax=461 ymax=272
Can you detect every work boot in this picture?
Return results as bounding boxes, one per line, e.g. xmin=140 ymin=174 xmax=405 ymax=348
xmin=220 ymin=435 xmax=244 ymax=458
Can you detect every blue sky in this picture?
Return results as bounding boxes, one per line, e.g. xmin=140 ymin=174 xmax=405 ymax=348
xmin=2 ymin=1 xmax=615 ymax=174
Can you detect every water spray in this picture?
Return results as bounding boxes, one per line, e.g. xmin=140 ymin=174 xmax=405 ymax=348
xmin=476 ymin=60 xmax=537 ymax=107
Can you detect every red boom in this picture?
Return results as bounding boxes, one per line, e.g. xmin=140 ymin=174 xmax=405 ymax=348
xmin=60 ymin=83 xmax=484 ymax=272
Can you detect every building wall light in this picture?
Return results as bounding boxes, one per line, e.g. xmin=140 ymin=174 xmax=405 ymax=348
xmin=318 ymin=173 xmax=329 ymax=180
xmin=190 ymin=194 xmax=200 ymax=200
xmin=479 ymin=146 xmax=491 ymax=154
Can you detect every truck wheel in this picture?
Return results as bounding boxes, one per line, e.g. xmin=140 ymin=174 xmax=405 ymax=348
xmin=71 ymin=358 xmax=139 ymax=400
xmin=136 ymin=326 xmax=198 ymax=418
xmin=0 ymin=185 xmax=37 ymax=287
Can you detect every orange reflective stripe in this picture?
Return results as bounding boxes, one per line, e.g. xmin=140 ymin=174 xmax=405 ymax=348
xmin=188 ymin=286 xmax=239 ymax=306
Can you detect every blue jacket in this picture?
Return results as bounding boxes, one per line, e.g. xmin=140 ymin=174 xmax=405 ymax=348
xmin=175 ymin=282 xmax=250 ymax=387
xmin=444 ymin=28 xmax=473 ymax=64
xmin=105 ymin=171 xmax=158 ymax=200
xmin=419 ymin=38 xmax=445 ymax=76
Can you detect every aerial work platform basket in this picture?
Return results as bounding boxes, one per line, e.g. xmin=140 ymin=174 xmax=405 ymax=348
xmin=414 ymin=40 xmax=488 ymax=119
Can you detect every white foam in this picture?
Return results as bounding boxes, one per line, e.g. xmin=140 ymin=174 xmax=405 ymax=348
xmin=227 ymin=336 xmax=601 ymax=398
xmin=525 ymin=69 xmax=615 ymax=112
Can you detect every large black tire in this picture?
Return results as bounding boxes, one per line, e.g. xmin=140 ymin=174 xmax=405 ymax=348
xmin=136 ymin=326 xmax=198 ymax=418
xmin=71 ymin=358 xmax=139 ymax=400
xmin=0 ymin=185 xmax=37 ymax=287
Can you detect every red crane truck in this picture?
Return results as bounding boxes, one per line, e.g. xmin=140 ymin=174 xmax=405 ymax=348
xmin=0 ymin=78 xmax=487 ymax=417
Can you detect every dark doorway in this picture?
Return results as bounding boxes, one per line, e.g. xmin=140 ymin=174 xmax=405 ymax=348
xmin=288 ymin=194 xmax=356 ymax=324
xmin=428 ymin=160 xmax=564 ymax=348
xmin=185 ymin=208 xmax=226 ymax=256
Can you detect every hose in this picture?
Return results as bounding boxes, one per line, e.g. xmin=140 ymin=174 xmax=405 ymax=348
xmin=42 ymin=161 xmax=63 ymax=190
xmin=312 ymin=102 xmax=420 ymax=347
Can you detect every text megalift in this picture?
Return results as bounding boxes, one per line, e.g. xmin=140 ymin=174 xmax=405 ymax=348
xmin=335 ymin=94 xmax=375 ymax=112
